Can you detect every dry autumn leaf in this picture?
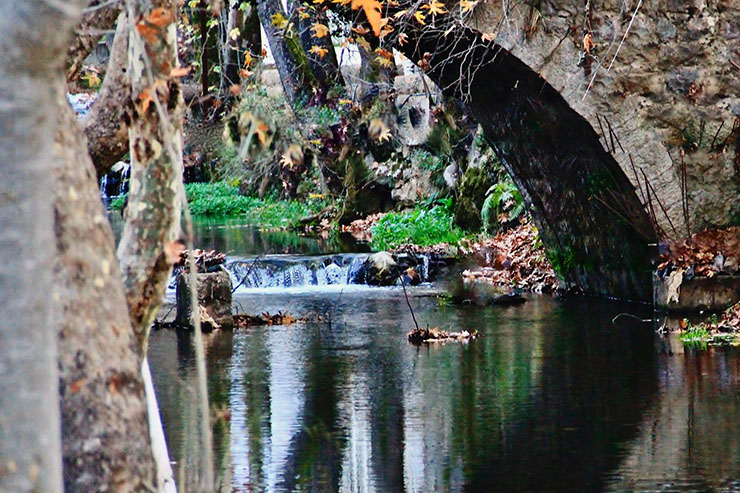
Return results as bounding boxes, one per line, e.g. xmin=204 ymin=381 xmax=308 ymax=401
xmin=352 ymin=25 xmax=370 ymax=35
xmin=414 ymin=11 xmax=426 ymax=25
xmin=398 ymin=32 xmax=408 ymax=46
xmin=311 ymin=22 xmax=330 ymax=38
xmin=164 ymin=240 xmax=185 ymax=265
xmin=351 ymin=0 xmax=383 ymax=37
xmin=421 ymin=0 xmax=447 ymax=15
xmin=169 ymin=66 xmax=191 ymax=78
xmin=146 ymin=7 xmax=174 ymax=27
xmin=309 ymin=45 xmax=329 ymax=58
xmin=460 ymin=0 xmax=478 ymax=12
xmin=136 ymin=21 xmax=159 ymax=43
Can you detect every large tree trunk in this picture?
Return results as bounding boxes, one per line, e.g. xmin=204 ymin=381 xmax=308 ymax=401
xmin=0 ymin=2 xmax=89 ymax=492
xmin=220 ymin=0 xmax=242 ymax=94
xmin=287 ymin=0 xmax=343 ymax=89
xmin=118 ymin=0 xmax=184 ymax=353
xmin=257 ymin=0 xmax=312 ymax=107
xmin=399 ymin=25 xmax=657 ymax=300
xmin=83 ymin=11 xmax=131 ymax=177
xmin=53 ymin=91 xmax=157 ymax=492
xmin=67 ymin=0 xmax=123 ymax=81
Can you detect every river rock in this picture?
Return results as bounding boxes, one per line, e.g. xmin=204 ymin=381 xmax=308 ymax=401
xmin=363 ymin=251 xmax=399 ymax=286
xmin=176 ymin=269 xmax=233 ymax=330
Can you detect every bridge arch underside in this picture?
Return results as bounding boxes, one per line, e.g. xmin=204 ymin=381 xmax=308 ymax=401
xmin=403 ymin=28 xmax=657 ymax=301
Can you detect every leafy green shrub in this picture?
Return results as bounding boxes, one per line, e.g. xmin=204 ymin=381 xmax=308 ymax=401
xmin=481 ymin=180 xmax=525 ymax=233
xmin=371 ymin=203 xmax=465 ymax=250
xmin=110 ymin=195 xmax=127 ymax=210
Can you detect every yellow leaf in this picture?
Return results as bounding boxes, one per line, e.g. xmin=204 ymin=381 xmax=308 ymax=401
xmin=350 ymin=0 xmax=383 ymax=37
xmin=375 ymin=47 xmax=393 ymax=59
xmin=81 ymin=71 xmax=101 ymax=88
xmin=339 ymin=98 xmax=354 ymax=105
xmin=243 ymin=51 xmax=254 ymax=67
xmin=313 ymin=0 xmax=325 ymax=4
xmin=271 ymin=12 xmax=288 ymax=29
xmin=356 ymin=35 xmax=371 ymax=51
xmin=413 ymin=11 xmax=426 ymax=25
xmin=229 ymin=27 xmax=241 ymax=40
xmin=309 ymin=193 xmax=325 ymax=199
xmin=459 ymin=0 xmax=478 ymax=12
xmin=393 ymin=9 xmax=407 ymax=19
xmin=299 ymin=10 xmax=311 ymax=19
xmin=379 ymin=23 xmax=394 ymax=38
xmin=311 ymin=22 xmax=330 ymax=38
xmin=375 ymin=56 xmax=394 ymax=68
xmin=308 ymin=139 xmax=322 ymax=145
xmin=421 ymin=0 xmax=447 ymax=15
xmin=309 ymin=45 xmax=329 ymax=58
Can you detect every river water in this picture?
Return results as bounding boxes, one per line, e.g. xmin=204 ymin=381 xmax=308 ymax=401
xmin=147 ymin=219 xmax=740 ymax=492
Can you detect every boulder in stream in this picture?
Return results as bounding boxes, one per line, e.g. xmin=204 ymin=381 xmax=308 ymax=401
xmin=362 ymin=251 xmax=400 ymax=286
xmin=176 ymin=269 xmax=233 ymax=330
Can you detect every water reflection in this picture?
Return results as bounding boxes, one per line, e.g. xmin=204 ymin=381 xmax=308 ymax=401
xmin=150 ymin=295 xmax=740 ymax=491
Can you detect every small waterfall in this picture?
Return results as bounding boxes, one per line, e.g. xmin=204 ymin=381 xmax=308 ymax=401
xmin=228 ymin=254 xmax=370 ymax=292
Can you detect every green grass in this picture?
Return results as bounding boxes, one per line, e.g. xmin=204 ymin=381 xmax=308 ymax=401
xmin=110 ymin=182 xmax=329 ymax=229
xmin=370 ymin=204 xmax=465 ymax=250
xmin=186 ymin=182 xmax=329 ymax=228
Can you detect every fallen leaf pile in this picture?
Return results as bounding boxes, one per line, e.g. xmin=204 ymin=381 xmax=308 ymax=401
xmin=341 ymin=212 xmax=387 ymax=239
xmin=657 ymin=226 xmax=740 ymax=277
xmin=234 ymin=311 xmax=299 ymax=327
xmin=407 ymin=326 xmax=478 ymax=344
xmin=462 ymin=222 xmax=559 ymax=293
xmin=176 ymin=249 xmax=227 ymax=272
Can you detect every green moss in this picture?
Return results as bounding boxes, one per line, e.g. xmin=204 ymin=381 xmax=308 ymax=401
xmin=454 ymin=166 xmax=492 ymax=231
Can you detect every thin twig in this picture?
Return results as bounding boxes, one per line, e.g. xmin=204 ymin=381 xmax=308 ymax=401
xmin=231 ymin=256 xmax=262 ymax=293
xmin=399 ymin=274 xmax=420 ymax=330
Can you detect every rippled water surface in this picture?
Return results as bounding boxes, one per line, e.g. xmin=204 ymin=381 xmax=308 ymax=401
xmin=147 ymin=220 xmax=740 ymax=492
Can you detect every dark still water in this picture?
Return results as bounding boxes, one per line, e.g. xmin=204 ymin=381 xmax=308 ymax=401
xmin=148 ymin=292 xmax=740 ymax=492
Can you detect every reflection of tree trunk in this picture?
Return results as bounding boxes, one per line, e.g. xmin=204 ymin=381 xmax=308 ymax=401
xmin=83 ymin=12 xmax=130 ymax=178
xmin=66 ymin=0 xmax=123 ymax=82
xmin=0 ymin=3 xmax=89 ymax=492
xmin=53 ymin=92 xmax=156 ymax=491
xmin=257 ymin=0 xmax=311 ymax=107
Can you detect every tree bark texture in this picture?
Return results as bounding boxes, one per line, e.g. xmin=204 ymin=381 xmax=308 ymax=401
xmin=399 ymin=25 xmax=657 ymax=300
xmin=287 ymin=0 xmax=343 ymax=89
xmin=67 ymin=0 xmax=124 ymax=81
xmin=84 ymin=11 xmax=131 ymax=178
xmin=0 ymin=2 xmax=89 ymax=491
xmin=220 ymin=0 xmax=242 ymax=94
xmin=53 ymin=92 xmax=156 ymax=492
xmin=257 ymin=0 xmax=312 ymax=107
xmin=118 ymin=0 xmax=184 ymax=354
